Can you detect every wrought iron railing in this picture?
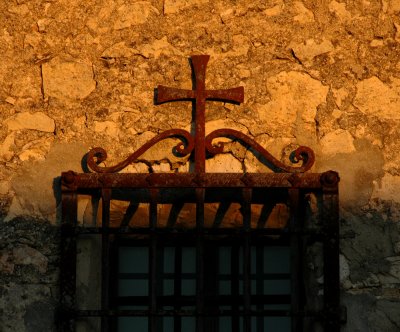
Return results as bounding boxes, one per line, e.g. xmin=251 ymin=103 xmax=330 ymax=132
xmin=59 ymin=55 xmax=344 ymax=332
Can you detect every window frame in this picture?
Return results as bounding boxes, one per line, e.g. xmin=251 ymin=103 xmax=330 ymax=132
xmin=59 ymin=171 xmax=343 ymax=332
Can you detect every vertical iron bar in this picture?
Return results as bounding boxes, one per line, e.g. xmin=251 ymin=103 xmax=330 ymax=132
xmin=242 ymin=188 xmax=252 ymax=332
xmin=204 ymin=243 xmax=218 ymax=331
xmin=150 ymin=189 xmax=159 ymax=332
xmin=60 ymin=190 xmax=78 ymax=332
xmin=174 ymin=246 xmax=182 ymax=332
xmin=192 ymin=56 xmax=207 ymax=174
xmin=256 ymin=244 xmax=263 ymax=332
xmin=109 ymin=235 xmax=119 ymax=331
xmin=196 ymin=188 xmax=205 ymax=332
xmin=231 ymin=245 xmax=240 ymax=332
xmin=288 ymin=188 xmax=302 ymax=332
xmin=101 ymin=188 xmax=111 ymax=332
xmin=321 ymin=173 xmax=340 ymax=332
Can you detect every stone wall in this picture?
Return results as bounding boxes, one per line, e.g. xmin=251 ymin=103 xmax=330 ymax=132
xmin=1 ymin=0 xmax=400 ymax=331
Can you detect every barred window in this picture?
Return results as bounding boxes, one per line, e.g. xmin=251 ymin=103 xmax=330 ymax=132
xmin=116 ymin=238 xmax=291 ymax=332
xmin=59 ymin=173 xmax=343 ymax=332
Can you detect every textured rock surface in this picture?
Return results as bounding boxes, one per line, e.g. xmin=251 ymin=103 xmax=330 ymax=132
xmin=259 ymin=71 xmax=328 ymax=140
xmin=42 ymin=57 xmax=96 ymax=102
xmin=0 ymin=0 xmax=400 ymax=330
xmin=6 ymin=112 xmax=55 ymax=132
xmin=164 ymin=0 xmax=209 ymax=14
xmin=354 ymin=76 xmax=400 ymax=119
xmin=0 ymin=218 xmax=59 ymax=332
xmin=291 ymin=38 xmax=334 ymax=65
xmin=7 ymin=142 xmax=89 ymax=221
xmin=320 ymin=129 xmax=355 ymax=156
xmin=113 ymin=2 xmax=159 ymax=30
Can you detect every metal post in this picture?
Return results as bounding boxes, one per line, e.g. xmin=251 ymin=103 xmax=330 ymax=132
xmin=242 ymin=188 xmax=252 ymax=332
xmin=149 ymin=189 xmax=159 ymax=332
xmin=60 ymin=172 xmax=78 ymax=332
xmin=289 ymin=188 xmax=302 ymax=332
xmin=101 ymin=188 xmax=111 ymax=332
xmin=174 ymin=246 xmax=182 ymax=332
xmin=256 ymin=244 xmax=264 ymax=332
xmin=196 ymin=188 xmax=205 ymax=332
xmin=231 ymin=244 xmax=240 ymax=332
xmin=321 ymin=171 xmax=341 ymax=332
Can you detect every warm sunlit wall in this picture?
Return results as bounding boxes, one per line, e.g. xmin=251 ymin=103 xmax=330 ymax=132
xmin=0 ymin=0 xmax=400 ymax=330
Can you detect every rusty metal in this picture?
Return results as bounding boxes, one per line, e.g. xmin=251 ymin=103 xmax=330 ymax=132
xmin=321 ymin=172 xmax=341 ymax=332
xmin=288 ymin=188 xmax=303 ymax=332
xmin=87 ymin=129 xmax=194 ymax=173
xmin=86 ymin=55 xmax=315 ymax=174
xmin=242 ymin=188 xmax=252 ymax=332
xmin=61 ymin=172 xmax=327 ymax=190
xmin=195 ymin=187 xmax=205 ymax=331
xmin=157 ymin=55 xmax=243 ymax=174
xmin=320 ymin=170 xmax=340 ymax=193
xmin=205 ymin=129 xmax=315 ymax=173
xmin=101 ymin=189 xmax=111 ymax=332
xmin=60 ymin=55 xmax=343 ymax=332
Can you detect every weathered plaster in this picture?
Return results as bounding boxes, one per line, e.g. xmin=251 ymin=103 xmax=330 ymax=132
xmin=0 ymin=0 xmax=400 ymax=330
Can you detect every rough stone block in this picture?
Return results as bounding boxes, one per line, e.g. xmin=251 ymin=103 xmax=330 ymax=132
xmin=114 ymin=2 xmax=159 ymax=30
xmin=5 ymin=112 xmax=55 ymax=133
xmin=164 ymin=0 xmax=209 ymax=14
xmin=258 ymin=71 xmax=328 ymax=139
xmin=13 ymin=245 xmax=48 ymax=274
xmin=354 ymin=76 xmax=400 ymax=120
xmin=41 ymin=56 xmax=96 ymax=102
xmin=290 ymin=38 xmax=334 ymax=65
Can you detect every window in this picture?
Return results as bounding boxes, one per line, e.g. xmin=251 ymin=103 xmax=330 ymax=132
xmin=59 ymin=54 xmax=343 ymax=332
xmin=115 ymin=238 xmax=291 ymax=332
xmin=59 ymin=172 xmax=343 ymax=332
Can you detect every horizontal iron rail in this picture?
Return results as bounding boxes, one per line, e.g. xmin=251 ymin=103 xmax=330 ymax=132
xmin=115 ymin=295 xmax=291 ymax=306
xmin=63 ymin=309 xmax=332 ymax=318
xmin=74 ymin=309 xmax=291 ymax=317
xmin=63 ymin=226 xmax=326 ymax=238
xmin=118 ymin=272 xmax=291 ymax=280
xmin=64 ymin=193 xmax=289 ymax=204
xmin=61 ymin=172 xmax=326 ymax=190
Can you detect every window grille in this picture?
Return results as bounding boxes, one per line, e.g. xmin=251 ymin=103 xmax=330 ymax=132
xmin=59 ymin=55 xmax=345 ymax=332
xmin=115 ymin=237 xmax=292 ymax=332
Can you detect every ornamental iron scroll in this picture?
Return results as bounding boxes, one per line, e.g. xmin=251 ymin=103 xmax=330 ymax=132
xmin=87 ymin=55 xmax=315 ymax=174
xmin=60 ymin=55 xmax=344 ymax=332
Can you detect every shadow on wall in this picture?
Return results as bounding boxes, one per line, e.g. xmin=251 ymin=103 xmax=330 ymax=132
xmin=9 ymin=142 xmax=90 ymax=224
xmin=317 ymin=138 xmax=384 ymax=208
xmin=342 ymin=293 xmax=400 ymax=332
xmin=52 ymin=176 xmax=61 ymax=222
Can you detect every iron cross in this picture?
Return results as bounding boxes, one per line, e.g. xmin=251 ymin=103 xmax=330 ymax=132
xmin=156 ymin=55 xmax=244 ymax=173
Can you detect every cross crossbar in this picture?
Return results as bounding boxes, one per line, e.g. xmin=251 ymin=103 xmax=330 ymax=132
xmin=156 ymin=55 xmax=244 ymax=173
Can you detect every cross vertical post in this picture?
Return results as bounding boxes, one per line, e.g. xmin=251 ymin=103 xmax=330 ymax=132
xmin=156 ymin=55 xmax=244 ymax=173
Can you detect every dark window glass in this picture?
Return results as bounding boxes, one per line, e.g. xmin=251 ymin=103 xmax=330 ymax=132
xmin=116 ymin=242 xmax=291 ymax=331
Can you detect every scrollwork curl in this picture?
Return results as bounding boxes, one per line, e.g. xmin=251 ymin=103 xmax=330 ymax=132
xmin=205 ymin=129 xmax=315 ymax=173
xmin=87 ymin=129 xmax=194 ymax=173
